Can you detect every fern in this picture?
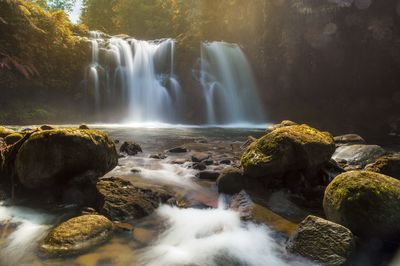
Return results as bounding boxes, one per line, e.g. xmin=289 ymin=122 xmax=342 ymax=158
xmin=0 ymin=52 xmax=40 ymax=79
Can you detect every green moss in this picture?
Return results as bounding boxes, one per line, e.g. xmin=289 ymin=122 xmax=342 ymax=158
xmin=41 ymin=214 xmax=114 ymax=256
xmin=4 ymin=133 xmax=23 ymax=145
xmin=241 ymin=124 xmax=335 ymax=177
xmin=15 ymin=128 xmax=118 ymax=189
xmin=324 ymin=171 xmax=400 ymax=239
xmin=0 ymin=127 xmax=16 ymax=138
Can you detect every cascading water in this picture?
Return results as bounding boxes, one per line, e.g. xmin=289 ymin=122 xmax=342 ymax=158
xmin=87 ymin=32 xmax=266 ymax=126
xmin=200 ymin=42 xmax=265 ymax=125
xmin=87 ymin=31 xmax=181 ymax=123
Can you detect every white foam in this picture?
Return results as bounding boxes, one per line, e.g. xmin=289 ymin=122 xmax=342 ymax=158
xmin=0 ymin=203 xmax=54 ymax=265
xmin=108 ymin=157 xmax=199 ymax=189
xmin=138 ymin=200 xmax=313 ymax=266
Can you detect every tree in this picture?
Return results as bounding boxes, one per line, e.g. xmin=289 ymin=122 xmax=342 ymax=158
xmin=32 ymin=0 xmax=78 ymax=13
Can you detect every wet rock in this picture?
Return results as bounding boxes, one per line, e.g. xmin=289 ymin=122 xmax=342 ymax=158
xmin=196 ymin=171 xmax=220 ymax=181
xmin=241 ymin=123 xmax=335 ymax=178
xmin=40 ymin=214 xmax=114 ymax=256
xmin=230 ymin=191 xmax=297 ymax=234
xmin=192 ymin=162 xmax=206 ymax=171
xmin=324 ymin=171 xmax=400 ymax=239
xmin=130 ymin=168 xmax=141 ymax=173
xmin=149 ymin=153 xmax=167 ymax=159
xmin=191 ymin=152 xmax=210 ymax=162
xmin=119 ymin=141 xmax=142 ymax=156
xmin=332 ymin=144 xmax=386 ymax=170
xmin=79 ymin=124 xmax=90 ymax=129
xmin=287 ymin=215 xmax=355 ymax=266
xmin=114 ymin=222 xmax=134 ymax=232
xmin=203 ymin=159 xmax=214 ymax=165
xmin=0 ymin=126 xmax=15 ymax=138
xmin=365 ymin=155 xmax=400 ymax=179
xmin=216 ymin=167 xmax=246 ymax=194
xmin=114 ymin=139 xmax=120 ymax=144
xmin=39 ymin=125 xmax=55 ymax=130
xmin=15 ymin=128 xmax=118 ymax=189
xmin=168 ymin=146 xmax=187 ymax=153
xmin=96 ymin=177 xmax=174 ymax=221
xmin=220 ymin=159 xmax=231 ymax=165
xmin=334 ymin=134 xmax=365 ymax=147
xmin=4 ymin=133 xmax=23 ymax=145
xmin=133 ymin=227 xmax=156 ymax=244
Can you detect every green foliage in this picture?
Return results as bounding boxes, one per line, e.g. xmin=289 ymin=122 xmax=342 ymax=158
xmin=0 ymin=0 xmax=89 ymax=91
xmin=31 ymin=0 xmax=78 ymax=13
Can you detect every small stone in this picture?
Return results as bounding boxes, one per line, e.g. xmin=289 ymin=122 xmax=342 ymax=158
xmin=120 ymin=141 xmax=142 ymax=156
xmin=192 ymin=162 xmax=207 ymax=171
xmin=168 ymin=146 xmax=187 ymax=153
xmin=79 ymin=125 xmax=90 ymax=129
xmin=130 ymin=168 xmax=141 ymax=173
xmin=149 ymin=153 xmax=167 ymax=159
xmin=39 ymin=125 xmax=55 ymax=131
xmin=196 ymin=171 xmax=219 ymax=181
xmin=220 ymin=159 xmax=231 ymax=165
xmin=203 ymin=159 xmax=214 ymax=165
xmin=191 ymin=152 xmax=210 ymax=162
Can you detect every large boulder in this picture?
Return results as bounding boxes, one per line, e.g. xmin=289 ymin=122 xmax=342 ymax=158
xmin=287 ymin=215 xmax=355 ymax=266
xmin=332 ymin=144 xmax=386 ymax=170
xmin=0 ymin=127 xmax=15 ymax=138
xmin=96 ymin=177 xmax=174 ymax=221
xmin=365 ymin=155 xmax=400 ymax=179
xmin=241 ymin=124 xmax=335 ymax=178
xmin=15 ymin=128 xmax=118 ymax=189
xmin=40 ymin=214 xmax=114 ymax=256
xmin=324 ymin=171 xmax=400 ymax=239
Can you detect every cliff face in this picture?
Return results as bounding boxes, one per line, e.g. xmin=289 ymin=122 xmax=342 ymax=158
xmin=0 ymin=0 xmax=91 ymax=124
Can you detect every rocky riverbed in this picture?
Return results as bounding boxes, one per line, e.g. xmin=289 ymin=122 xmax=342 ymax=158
xmin=0 ymin=122 xmax=399 ymax=266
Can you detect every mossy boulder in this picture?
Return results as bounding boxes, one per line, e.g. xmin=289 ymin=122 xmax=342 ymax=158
xmin=96 ymin=177 xmax=174 ymax=221
xmin=0 ymin=127 xmax=16 ymax=138
xmin=4 ymin=133 xmax=23 ymax=145
xmin=365 ymin=155 xmax=400 ymax=179
xmin=241 ymin=123 xmax=335 ymax=178
xmin=40 ymin=214 xmax=114 ymax=256
xmin=323 ymin=171 xmax=400 ymax=239
xmin=15 ymin=128 xmax=118 ymax=189
xmin=287 ymin=215 xmax=355 ymax=266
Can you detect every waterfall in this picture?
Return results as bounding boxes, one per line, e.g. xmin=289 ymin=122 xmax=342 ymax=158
xmin=87 ymin=32 xmax=266 ymax=126
xmin=87 ymin=31 xmax=180 ymax=123
xmin=200 ymin=42 xmax=265 ymax=125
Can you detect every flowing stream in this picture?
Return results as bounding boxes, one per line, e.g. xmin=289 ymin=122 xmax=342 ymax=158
xmin=0 ymin=126 xmax=313 ymax=266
